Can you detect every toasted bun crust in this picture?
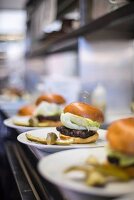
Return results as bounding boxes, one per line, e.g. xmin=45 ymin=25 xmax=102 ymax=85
xmin=36 ymin=94 xmax=66 ymax=105
xmin=107 ymin=118 xmax=134 ymax=155
xmin=18 ymin=105 xmax=35 ymax=116
xmin=59 ymin=132 xmax=99 ymax=144
xmin=64 ymin=102 xmax=104 ymax=123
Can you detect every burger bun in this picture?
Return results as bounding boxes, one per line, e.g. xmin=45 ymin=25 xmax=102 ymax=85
xmin=36 ymin=94 xmax=66 ymax=105
xmin=107 ymin=117 xmax=134 ymax=155
xmin=59 ymin=132 xmax=99 ymax=144
xmin=64 ymin=102 xmax=104 ymax=123
xmin=18 ymin=105 xmax=35 ymax=116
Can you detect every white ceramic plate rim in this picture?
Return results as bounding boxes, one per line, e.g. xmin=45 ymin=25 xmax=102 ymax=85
xmin=17 ymin=128 xmax=107 ymax=151
xmin=4 ymin=118 xmax=48 ymax=131
xmin=38 ymin=148 xmax=134 ymax=197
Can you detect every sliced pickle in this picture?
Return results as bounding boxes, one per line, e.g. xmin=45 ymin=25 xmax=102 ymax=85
xmin=29 ymin=117 xmax=39 ymax=127
xmin=26 ymin=133 xmax=47 ymax=144
xmin=46 ymin=132 xmax=58 ymax=145
xmin=26 ymin=132 xmax=73 ymax=146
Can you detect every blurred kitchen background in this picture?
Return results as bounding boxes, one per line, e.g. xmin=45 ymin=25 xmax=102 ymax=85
xmin=0 ymin=0 xmax=134 ymax=123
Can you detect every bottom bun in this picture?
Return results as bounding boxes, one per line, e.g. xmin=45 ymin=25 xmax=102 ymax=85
xmin=38 ymin=121 xmax=62 ymax=127
xmin=59 ymin=132 xmax=99 ymax=144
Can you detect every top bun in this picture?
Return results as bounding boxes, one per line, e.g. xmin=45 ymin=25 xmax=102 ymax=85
xmin=36 ymin=94 xmax=66 ymax=106
xmin=107 ymin=117 xmax=134 ymax=155
xmin=18 ymin=104 xmax=35 ymax=116
xmin=64 ymin=102 xmax=104 ymax=123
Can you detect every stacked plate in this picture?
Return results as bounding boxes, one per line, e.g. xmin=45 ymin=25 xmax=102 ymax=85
xmin=3 ymin=102 xmax=134 ymax=200
xmin=38 ymin=148 xmax=134 ymax=199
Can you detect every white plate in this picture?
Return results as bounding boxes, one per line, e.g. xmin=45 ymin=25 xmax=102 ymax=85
xmin=17 ymin=128 xmax=107 ymax=153
xmin=4 ymin=117 xmax=47 ymax=132
xmin=38 ymin=148 xmax=134 ymax=198
xmin=114 ymin=193 xmax=134 ymax=200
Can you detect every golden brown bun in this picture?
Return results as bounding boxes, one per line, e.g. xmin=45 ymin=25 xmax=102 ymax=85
xmin=36 ymin=94 xmax=66 ymax=105
xmin=18 ymin=105 xmax=35 ymax=116
xmin=107 ymin=117 xmax=134 ymax=155
xmin=59 ymin=132 xmax=99 ymax=144
xmin=64 ymin=102 xmax=104 ymax=123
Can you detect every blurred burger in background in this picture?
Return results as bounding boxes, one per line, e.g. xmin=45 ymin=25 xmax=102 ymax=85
xmin=35 ymin=93 xmax=66 ymax=106
xmin=12 ymin=104 xmax=36 ymax=127
xmin=29 ymin=93 xmax=66 ymax=127
xmin=13 ymin=93 xmax=66 ymax=127
xmin=1 ymin=87 xmax=31 ymax=101
xmin=18 ymin=104 xmax=36 ymax=116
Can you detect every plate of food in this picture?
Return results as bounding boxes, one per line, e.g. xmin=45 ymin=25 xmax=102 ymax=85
xmin=4 ymin=116 xmax=38 ymax=132
xmin=17 ymin=128 xmax=106 ymax=152
xmin=38 ymin=118 xmax=134 ymax=197
xmin=4 ymin=114 xmax=62 ymax=133
xmin=4 ymin=93 xmax=66 ymax=132
xmin=17 ymin=101 xmax=107 ymax=152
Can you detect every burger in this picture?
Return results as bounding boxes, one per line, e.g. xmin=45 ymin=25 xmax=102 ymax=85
xmin=12 ymin=104 xmax=36 ymax=127
xmin=32 ymin=93 xmax=66 ymax=127
xmin=56 ymin=102 xmax=104 ymax=144
xmin=18 ymin=104 xmax=35 ymax=116
xmin=35 ymin=94 xmax=66 ymax=106
xmin=106 ymin=117 xmax=134 ymax=168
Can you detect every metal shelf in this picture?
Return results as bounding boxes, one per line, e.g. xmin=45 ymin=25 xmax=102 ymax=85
xmin=28 ymin=2 xmax=134 ymax=57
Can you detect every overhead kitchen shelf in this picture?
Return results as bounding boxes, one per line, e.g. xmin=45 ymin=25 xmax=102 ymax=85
xmin=27 ymin=2 xmax=134 ymax=57
xmin=57 ymin=0 xmax=78 ymax=19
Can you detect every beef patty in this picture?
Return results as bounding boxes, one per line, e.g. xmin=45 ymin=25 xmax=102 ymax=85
xmin=56 ymin=126 xmax=96 ymax=139
xmin=37 ymin=115 xmax=60 ymax=122
xmin=107 ymin=156 xmax=134 ymax=167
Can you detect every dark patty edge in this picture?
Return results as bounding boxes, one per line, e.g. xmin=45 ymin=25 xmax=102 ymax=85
xmin=36 ymin=115 xmax=60 ymax=122
xmin=56 ymin=126 xmax=96 ymax=139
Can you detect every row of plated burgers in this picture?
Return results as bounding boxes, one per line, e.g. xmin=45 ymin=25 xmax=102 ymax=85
xmin=13 ymin=93 xmax=104 ymax=144
xmin=13 ymin=93 xmax=134 ymax=187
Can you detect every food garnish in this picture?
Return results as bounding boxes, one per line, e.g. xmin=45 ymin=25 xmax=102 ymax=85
xmin=26 ymin=133 xmax=47 ymax=144
xmin=46 ymin=132 xmax=58 ymax=145
xmin=64 ymin=155 xmax=133 ymax=187
xmin=29 ymin=117 xmax=39 ymax=127
xmin=26 ymin=132 xmax=74 ymax=145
